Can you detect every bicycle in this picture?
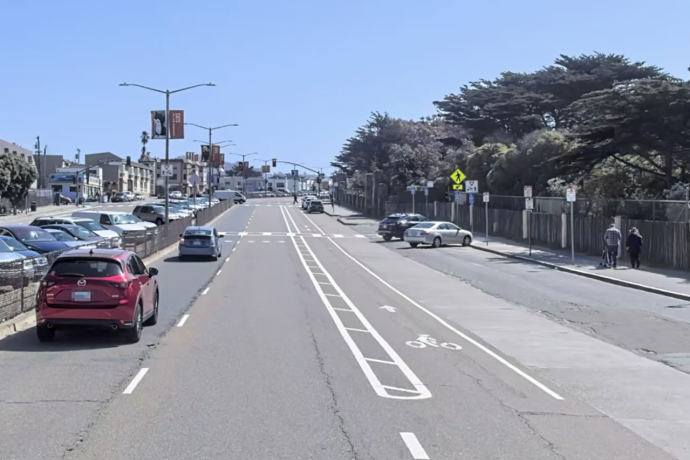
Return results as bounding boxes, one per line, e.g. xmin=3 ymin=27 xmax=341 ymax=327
xmin=406 ymin=334 xmax=462 ymax=350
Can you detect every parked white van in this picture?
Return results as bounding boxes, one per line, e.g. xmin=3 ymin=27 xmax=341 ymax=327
xmin=71 ymin=211 xmax=157 ymax=235
xmin=214 ymin=190 xmax=245 ymax=204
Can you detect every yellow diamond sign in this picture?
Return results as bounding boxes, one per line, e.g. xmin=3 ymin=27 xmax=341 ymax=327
xmin=450 ymin=168 xmax=466 ymax=185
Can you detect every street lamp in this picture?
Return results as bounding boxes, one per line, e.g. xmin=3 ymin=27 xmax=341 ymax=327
xmin=228 ymin=152 xmax=258 ymax=194
xmin=186 ymin=123 xmax=239 ymax=207
xmin=119 ymin=82 xmax=215 ymax=223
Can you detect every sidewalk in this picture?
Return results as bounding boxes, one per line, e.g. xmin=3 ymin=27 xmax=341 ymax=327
xmin=324 ymin=205 xmax=378 ymax=225
xmin=471 ymin=233 xmax=690 ymax=301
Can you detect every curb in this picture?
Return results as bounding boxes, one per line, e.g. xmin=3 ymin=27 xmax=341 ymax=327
xmin=337 ymin=217 xmax=359 ymax=226
xmin=0 ymin=204 xmax=236 ymax=341
xmin=471 ymin=244 xmax=690 ymax=302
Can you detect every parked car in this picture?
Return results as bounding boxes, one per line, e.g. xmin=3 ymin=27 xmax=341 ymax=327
xmin=178 ymin=226 xmax=225 ymax=260
xmin=133 ymin=205 xmax=172 ymax=225
xmin=134 ymin=193 xmax=145 ymax=201
xmin=404 ymin=221 xmax=473 ymax=248
xmin=301 ymin=195 xmax=317 ymax=210
xmin=29 ymin=217 xmax=122 ymax=248
xmin=60 ymin=195 xmax=72 ymax=204
xmin=307 ymin=200 xmax=324 ymax=213
xmin=40 ymin=224 xmax=106 ymax=246
xmin=376 ymin=213 xmax=428 ymax=241
xmin=0 ymin=225 xmax=72 ymax=253
xmin=111 ymin=192 xmax=128 ymax=202
xmin=169 ymin=191 xmax=183 ymax=199
xmin=35 ymin=249 xmax=159 ymax=343
xmin=0 ymin=240 xmax=34 ymax=289
xmin=43 ymin=229 xmax=94 ymax=248
xmin=0 ymin=236 xmax=49 ymax=281
xmin=70 ymin=211 xmax=157 ymax=236
xmin=123 ymin=191 xmax=135 ymax=202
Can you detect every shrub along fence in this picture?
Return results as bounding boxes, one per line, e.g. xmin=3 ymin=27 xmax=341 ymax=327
xmin=345 ymin=196 xmax=690 ymax=271
xmin=0 ymin=200 xmax=233 ymax=325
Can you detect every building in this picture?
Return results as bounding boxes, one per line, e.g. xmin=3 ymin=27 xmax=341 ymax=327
xmin=0 ymin=138 xmax=38 ymax=189
xmin=152 ymin=152 xmax=210 ymax=196
xmin=47 ymin=166 xmax=102 ymax=201
xmin=222 ymin=172 xmax=314 ymax=193
xmin=84 ymin=152 xmax=154 ymax=196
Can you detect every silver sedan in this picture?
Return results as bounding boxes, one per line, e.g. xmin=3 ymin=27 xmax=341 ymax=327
xmin=404 ymin=221 xmax=473 ymax=248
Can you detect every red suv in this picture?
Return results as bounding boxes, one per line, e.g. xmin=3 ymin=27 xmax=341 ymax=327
xmin=36 ymin=249 xmax=159 ymax=343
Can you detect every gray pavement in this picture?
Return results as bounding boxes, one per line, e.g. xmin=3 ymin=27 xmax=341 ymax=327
xmin=1 ymin=198 xmax=690 ymax=459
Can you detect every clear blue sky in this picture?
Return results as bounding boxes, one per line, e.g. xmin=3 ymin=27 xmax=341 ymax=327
xmin=1 ymin=0 xmax=687 ymax=176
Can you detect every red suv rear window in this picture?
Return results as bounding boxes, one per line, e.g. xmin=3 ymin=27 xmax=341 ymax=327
xmin=50 ymin=259 xmax=123 ymax=277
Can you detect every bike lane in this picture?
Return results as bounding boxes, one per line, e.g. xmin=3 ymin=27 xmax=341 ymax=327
xmin=284 ymin=206 xmax=677 ymax=460
xmin=0 ymin=205 xmax=254 ymax=459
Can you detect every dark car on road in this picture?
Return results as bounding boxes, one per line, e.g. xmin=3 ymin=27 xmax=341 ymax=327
xmin=0 ymin=225 xmax=72 ymax=254
xmin=307 ymin=200 xmax=324 ymax=214
xmin=35 ymin=249 xmax=159 ymax=343
xmin=377 ymin=213 xmax=428 ymax=241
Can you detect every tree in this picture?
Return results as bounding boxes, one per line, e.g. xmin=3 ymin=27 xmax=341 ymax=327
xmin=0 ymin=154 xmax=38 ymax=212
xmin=140 ymin=131 xmax=149 ymax=158
xmin=229 ymin=163 xmax=262 ymax=177
xmin=552 ymin=79 xmax=690 ymax=191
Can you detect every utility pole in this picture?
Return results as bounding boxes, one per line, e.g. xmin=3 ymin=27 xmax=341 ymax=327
xmin=34 ymin=137 xmax=41 ymax=188
xmin=120 ymin=82 xmax=215 ymax=223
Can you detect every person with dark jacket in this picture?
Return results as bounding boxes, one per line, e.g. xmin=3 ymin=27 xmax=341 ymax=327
xmin=626 ymin=227 xmax=643 ymax=269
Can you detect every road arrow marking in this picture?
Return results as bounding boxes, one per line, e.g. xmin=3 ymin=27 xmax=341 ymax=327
xmin=380 ymin=305 xmax=397 ymax=313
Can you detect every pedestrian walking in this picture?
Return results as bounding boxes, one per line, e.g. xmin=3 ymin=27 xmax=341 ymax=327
xmin=604 ymin=223 xmax=622 ymax=269
xmin=293 ymin=193 xmax=298 ymax=204
xmin=329 ymin=193 xmax=334 ymax=212
xmin=626 ymin=227 xmax=643 ymax=269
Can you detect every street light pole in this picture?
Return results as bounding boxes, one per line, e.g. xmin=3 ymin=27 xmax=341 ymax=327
xmin=187 ymin=124 xmax=238 ymax=208
xmin=119 ymin=82 xmax=215 ymax=223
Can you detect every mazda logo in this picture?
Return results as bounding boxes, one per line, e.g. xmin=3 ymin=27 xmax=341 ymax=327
xmin=77 ymin=279 xmax=86 ymax=286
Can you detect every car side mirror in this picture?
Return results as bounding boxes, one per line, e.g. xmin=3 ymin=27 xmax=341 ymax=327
xmin=148 ymin=267 xmax=159 ymax=277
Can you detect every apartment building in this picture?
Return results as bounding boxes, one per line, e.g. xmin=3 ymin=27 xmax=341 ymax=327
xmin=84 ymin=152 xmax=154 ymax=196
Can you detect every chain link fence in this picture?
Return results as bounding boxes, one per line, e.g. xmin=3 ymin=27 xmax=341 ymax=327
xmin=0 ymin=200 xmax=232 ymax=324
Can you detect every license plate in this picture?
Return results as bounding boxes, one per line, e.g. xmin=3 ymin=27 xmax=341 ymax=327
xmin=193 ymin=240 xmax=201 ymax=246
xmin=410 ymin=231 xmax=417 ymax=236
xmin=382 ymin=225 xmax=387 ymax=229
xmin=72 ymin=291 xmax=91 ymax=302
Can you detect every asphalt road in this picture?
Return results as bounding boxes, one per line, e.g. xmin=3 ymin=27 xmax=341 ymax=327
xmin=350 ymin=220 xmax=690 ymax=375
xmin=1 ymin=198 xmax=689 ymax=459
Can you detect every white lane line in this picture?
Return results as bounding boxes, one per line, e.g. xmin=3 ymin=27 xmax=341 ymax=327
xmin=225 ymin=257 xmax=230 ymax=262
xmin=280 ymin=205 xmax=430 ymax=401
xmin=400 ymin=433 xmax=430 ymax=459
xmin=333 ymin=234 xmax=344 ymax=238
xmin=327 ymin=236 xmax=564 ymax=401
xmin=177 ymin=314 xmax=190 ymax=327
xmin=355 ymin=235 xmax=366 ymax=238
xmin=262 ymin=232 xmax=272 ymax=235
xmin=123 ymin=368 xmax=149 ymax=394
xmin=332 ymin=307 xmax=353 ymax=312
xmin=365 ymin=357 xmax=397 ymax=365
xmin=284 ymin=207 xmax=302 ymax=234
xmin=216 ymin=269 xmax=222 ymax=275
xmin=202 ymin=287 xmax=210 ymax=295
xmin=344 ymin=327 xmax=370 ymax=333
xmin=313 ymin=233 xmax=322 ymax=237
xmin=324 ymin=293 xmax=341 ymax=297
xmin=232 ymin=248 xmax=236 ymax=252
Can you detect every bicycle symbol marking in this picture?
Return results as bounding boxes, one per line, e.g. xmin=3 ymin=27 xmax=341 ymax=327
xmin=406 ymin=334 xmax=462 ymax=350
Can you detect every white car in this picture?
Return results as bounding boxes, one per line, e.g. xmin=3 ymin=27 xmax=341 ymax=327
xmin=28 ymin=216 xmax=123 ymax=248
xmin=71 ymin=211 xmax=157 ymax=235
xmin=169 ymin=191 xmax=183 ymax=199
xmin=301 ymin=195 xmax=317 ymax=209
xmin=404 ymin=221 xmax=473 ymax=248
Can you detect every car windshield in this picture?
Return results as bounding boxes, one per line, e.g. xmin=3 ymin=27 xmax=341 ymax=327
xmin=10 ymin=227 xmax=57 ymax=242
xmin=49 ymin=231 xmax=78 ymax=242
xmin=75 ymin=220 xmax=107 ymax=232
xmin=66 ymin=226 xmax=97 ymax=238
xmin=50 ymin=259 xmax=123 ymax=277
xmin=414 ymin=223 xmax=435 ymax=229
xmin=111 ymin=214 xmax=141 ymax=224
xmin=0 ymin=237 xmax=29 ymax=252
xmin=0 ymin=239 xmax=14 ymax=253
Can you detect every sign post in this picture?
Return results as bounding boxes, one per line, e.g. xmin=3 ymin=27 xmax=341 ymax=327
xmin=424 ymin=187 xmax=429 ymax=214
xmin=466 ymin=180 xmax=478 ymax=233
xmin=483 ymin=192 xmax=490 ymax=245
xmin=566 ymin=187 xmax=577 ymax=263
xmin=410 ymin=186 xmax=416 ymax=214
xmin=450 ymin=168 xmax=466 ymax=191
xmin=524 ymin=186 xmax=533 ymax=256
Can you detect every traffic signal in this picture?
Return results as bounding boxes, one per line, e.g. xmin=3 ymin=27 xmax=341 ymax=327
xmin=312 ymin=185 xmax=316 ymax=192
xmin=243 ymin=161 xmax=249 ymax=170
xmin=316 ymin=176 xmax=321 ymax=184
xmin=272 ymin=158 xmax=277 ymax=167
xmin=126 ymin=156 xmax=131 ymax=167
